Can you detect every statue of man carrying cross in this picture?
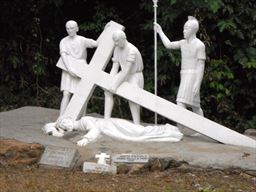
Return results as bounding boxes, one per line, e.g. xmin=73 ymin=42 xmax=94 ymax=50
xmin=104 ymin=30 xmax=144 ymax=125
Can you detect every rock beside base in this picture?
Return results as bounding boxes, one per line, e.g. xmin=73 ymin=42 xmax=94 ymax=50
xmin=0 ymin=138 xmax=44 ymax=167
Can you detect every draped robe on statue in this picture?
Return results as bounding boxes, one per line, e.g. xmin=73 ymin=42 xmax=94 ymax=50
xmin=58 ymin=35 xmax=97 ymax=93
xmin=76 ymin=117 xmax=183 ymax=143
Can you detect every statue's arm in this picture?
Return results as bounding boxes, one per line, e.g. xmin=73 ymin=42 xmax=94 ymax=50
xmin=59 ymin=41 xmax=78 ymax=77
xmin=193 ymin=59 xmax=205 ymax=96
xmin=154 ymin=23 xmax=174 ymax=49
xmin=77 ymin=126 xmax=101 ymax=146
xmin=76 ymin=117 xmax=102 ymax=146
xmin=60 ymin=54 xmax=78 ymax=77
xmin=110 ymin=61 xmax=132 ymax=92
xmin=154 ymin=23 xmax=181 ymax=50
xmin=89 ymin=39 xmax=98 ymax=47
xmin=84 ymin=37 xmax=97 ymax=48
xmin=104 ymin=60 xmax=119 ymax=93
xmin=193 ymin=43 xmax=206 ymax=95
xmin=110 ymin=61 xmax=119 ymax=76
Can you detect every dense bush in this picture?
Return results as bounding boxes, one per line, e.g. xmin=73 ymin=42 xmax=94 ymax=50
xmin=0 ymin=0 xmax=255 ymax=132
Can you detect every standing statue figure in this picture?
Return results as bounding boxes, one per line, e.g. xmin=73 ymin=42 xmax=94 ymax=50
xmin=104 ymin=30 xmax=144 ymax=124
xmin=58 ymin=20 xmax=99 ymax=118
xmin=154 ymin=16 xmax=205 ymax=117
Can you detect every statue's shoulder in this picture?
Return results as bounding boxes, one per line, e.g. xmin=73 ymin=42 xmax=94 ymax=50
xmin=76 ymin=35 xmax=86 ymax=40
xmin=77 ymin=35 xmax=94 ymax=42
xmin=128 ymin=43 xmax=140 ymax=54
xmin=179 ymin=39 xmax=186 ymax=45
xmin=195 ymin=38 xmax=205 ymax=47
xmin=60 ymin=36 xmax=69 ymax=44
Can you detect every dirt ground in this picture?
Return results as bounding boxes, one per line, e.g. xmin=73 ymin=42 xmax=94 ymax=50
xmin=1 ymin=165 xmax=256 ymax=192
xmin=0 ymin=138 xmax=255 ymax=192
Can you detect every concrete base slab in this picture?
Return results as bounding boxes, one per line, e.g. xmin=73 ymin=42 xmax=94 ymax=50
xmin=0 ymin=106 xmax=255 ymax=170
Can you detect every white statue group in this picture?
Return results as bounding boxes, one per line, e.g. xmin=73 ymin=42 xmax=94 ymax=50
xmin=43 ymin=16 xmax=205 ymax=146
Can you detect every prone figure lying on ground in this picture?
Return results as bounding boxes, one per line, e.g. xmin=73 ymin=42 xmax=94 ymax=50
xmin=43 ymin=116 xmax=183 ymax=147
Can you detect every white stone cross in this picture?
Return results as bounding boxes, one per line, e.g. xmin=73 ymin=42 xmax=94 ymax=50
xmin=95 ymin=153 xmax=110 ymax=165
xmin=57 ymin=21 xmax=256 ymax=148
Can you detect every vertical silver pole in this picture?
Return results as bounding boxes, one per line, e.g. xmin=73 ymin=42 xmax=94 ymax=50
xmin=153 ymin=0 xmax=158 ymax=125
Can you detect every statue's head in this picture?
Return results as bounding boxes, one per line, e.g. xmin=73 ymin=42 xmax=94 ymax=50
xmin=112 ymin=30 xmax=127 ymax=49
xmin=183 ymin=16 xmax=199 ymax=39
xmin=56 ymin=117 xmax=74 ymax=132
xmin=65 ymin=20 xmax=79 ymax=37
xmin=42 ymin=122 xmax=64 ymax=137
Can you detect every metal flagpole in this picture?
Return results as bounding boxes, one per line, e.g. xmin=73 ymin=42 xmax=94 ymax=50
xmin=153 ymin=0 xmax=158 ymax=125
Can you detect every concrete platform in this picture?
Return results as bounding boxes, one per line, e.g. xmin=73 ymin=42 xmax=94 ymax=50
xmin=0 ymin=106 xmax=255 ymax=170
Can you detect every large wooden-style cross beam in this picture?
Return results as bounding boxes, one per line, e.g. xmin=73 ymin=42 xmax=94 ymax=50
xmin=57 ymin=21 xmax=256 ymax=148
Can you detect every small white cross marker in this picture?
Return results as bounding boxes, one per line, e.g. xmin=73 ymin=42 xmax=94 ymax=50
xmin=95 ymin=153 xmax=110 ymax=165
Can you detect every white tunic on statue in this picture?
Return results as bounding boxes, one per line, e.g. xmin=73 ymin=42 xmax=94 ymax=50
xmin=169 ymin=38 xmax=206 ymax=107
xmin=112 ymin=42 xmax=144 ymax=88
xmin=59 ymin=35 xmax=97 ymax=93
xmin=77 ymin=117 xmax=183 ymax=143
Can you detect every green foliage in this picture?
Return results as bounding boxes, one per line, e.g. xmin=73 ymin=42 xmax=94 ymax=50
xmin=0 ymin=0 xmax=62 ymax=109
xmin=217 ymin=19 xmax=236 ymax=32
xmin=206 ymin=59 xmax=234 ymax=101
xmin=79 ymin=1 xmax=121 ymax=33
xmin=0 ymin=0 xmax=255 ymax=131
xmin=205 ymin=0 xmax=223 ymax=13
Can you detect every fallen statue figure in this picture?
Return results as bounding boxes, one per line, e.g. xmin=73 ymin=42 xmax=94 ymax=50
xmin=42 ymin=116 xmax=183 ymax=146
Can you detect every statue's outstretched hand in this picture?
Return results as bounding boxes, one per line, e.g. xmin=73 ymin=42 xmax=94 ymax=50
xmin=154 ymin=22 xmax=162 ymax=33
xmin=62 ymin=56 xmax=79 ymax=77
xmin=77 ymin=138 xmax=89 ymax=146
xmin=52 ymin=130 xmax=64 ymax=137
xmin=109 ymin=75 xmax=120 ymax=93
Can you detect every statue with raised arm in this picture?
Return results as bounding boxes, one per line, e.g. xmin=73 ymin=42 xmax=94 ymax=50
xmin=57 ymin=20 xmax=99 ymax=118
xmin=104 ymin=30 xmax=144 ymax=124
xmin=154 ymin=16 xmax=206 ymax=117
